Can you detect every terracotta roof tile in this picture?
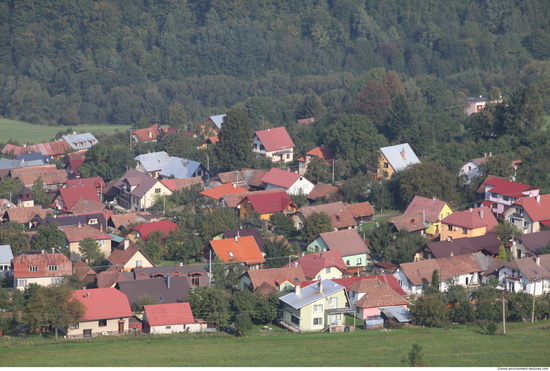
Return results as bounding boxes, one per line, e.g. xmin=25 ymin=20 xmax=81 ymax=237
xmin=6 ymin=206 xmax=49 ymax=224
xmin=144 ymin=302 xmax=195 ymax=326
xmin=484 ymin=178 xmax=539 ymax=198
xmin=107 ymin=240 xmax=155 ymax=268
xmin=352 ymin=278 xmax=409 ymax=308
xmin=399 ymin=254 xmax=482 ymax=286
xmin=65 ymin=177 xmax=105 ymax=189
xmin=503 ymin=255 xmax=550 ymax=281
xmin=510 ymin=194 xmax=550 ymax=222
xmin=68 ymin=197 xmax=106 ymax=214
xmin=63 ymin=225 xmax=112 ymax=243
xmin=297 ymin=202 xmax=356 ymax=230
xmin=110 ymin=213 xmax=138 ymax=230
xmin=255 ymin=281 xmax=279 ymax=295
xmin=12 ymin=252 xmax=72 ymax=279
xmin=244 ymin=191 xmax=296 ymax=214
xmin=290 ymin=250 xmax=348 ymax=279
xmin=160 ymin=177 xmax=203 ymax=192
xmin=73 ymin=260 xmax=96 ymax=281
xmin=221 ymin=189 xmax=282 ymax=208
xmin=73 ymin=288 xmax=132 ymax=320
xmin=200 ymin=183 xmax=248 ymax=201
xmin=404 ymin=196 xmax=451 ymax=222
xmin=239 ymin=168 xmax=268 ymax=188
xmin=318 ymin=229 xmax=370 ymax=257
xmin=243 ymin=267 xmax=306 ymax=289
xmin=441 ymin=206 xmax=498 ymax=230
xmin=206 ymin=236 xmax=264 ymax=265
xmin=133 ymin=124 xmax=163 ymax=142
xmin=131 ymin=220 xmax=179 ymax=241
xmin=261 ymin=168 xmax=311 ymax=189
xmin=388 ymin=211 xmax=428 ymax=232
xmin=306 ymin=183 xmax=342 ymax=201
xmin=254 ymin=127 xmax=295 ymax=152
xmin=346 ymin=202 xmax=374 ymax=219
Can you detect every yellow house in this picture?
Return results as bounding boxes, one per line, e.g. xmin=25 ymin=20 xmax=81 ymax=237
xmin=107 ymin=238 xmax=155 ymax=272
xmin=198 ymin=114 xmax=225 ymax=138
xmin=377 ymin=143 xmax=421 ymax=179
xmin=403 ymin=196 xmax=454 ymax=237
xmin=238 ymin=190 xmax=297 ymax=220
xmin=440 ymin=206 xmax=499 ymax=241
xmin=63 ymin=225 xmax=113 ymax=258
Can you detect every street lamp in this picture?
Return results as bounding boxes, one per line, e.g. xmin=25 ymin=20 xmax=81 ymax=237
xmin=236 ymin=205 xmax=241 ymax=221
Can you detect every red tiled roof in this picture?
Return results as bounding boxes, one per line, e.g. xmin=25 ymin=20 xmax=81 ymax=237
xmin=107 ymin=240 xmax=155 ymax=268
xmin=68 ymin=159 xmax=85 ymax=175
xmin=306 ymin=183 xmax=341 ymax=201
xmin=2 ymin=141 xmax=70 ymax=157
xmin=221 ymin=189 xmax=282 ymax=208
xmin=133 ymin=124 xmax=164 ymax=142
xmin=297 ymin=202 xmax=356 ymax=230
xmin=200 ymin=183 xmax=248 ymax=201
xmin=346 ymin=202 xmax=374 ymax=219
xmin=404 ymin=196 xmax=451 ymax=222
xmin=484 ymin=178 xmax=539 ymax=198
xmin=200 ymin=136 xmax=219 ymax=146
xmin=11 ymin=167 xmax=68 ymax=186
xmin=243 ymin=267 xmax=306 ymax=289
xmin=477 ymin=175 xmax=505 ymax=193
xmin=65 ymin=177 xmax=105 ymax=189
xmin=244 ymin=191 xmax=296 ymax=214
xmin=110 ymin=213 xmax=138 ymax=229
xmin=300 ymin=275 xmax=405 ymax=296
xmin=509 ymin=194 xmax=550 ymax=222
xmin=68 ymin=197 xmax=106 ymax=214
xmin=131 ymin=220 xmax=179 ymax=241
xmin=206 ymin=236 xmax=265 ymax=265
xmin=441 ymin=206 xmax=498 ymax=231
xmin=54 ymin=185 xmax=100 ymax=211
xmin=296 ymin=146 xmax=335 ymax=165
xmin=73 ymin=288 xmax=132 ymax=321
xmin=482 ymin=200 xmax=494 ymax=207
xmin=160 ymin=177 xmax=204 ymax=192
xmin=352 ymin=278 xmax=409 ymax=309
xmin=297 ymin=117 xmax=315 ymax=126
xmin=65 ymin=150 xmax=87 ymax=161
xmin=73 ymin=260 xmax=96 ymax=281
xmin=254 ymin=127 xmax=295 ymax=152
xmin=261 ymin=168 xmax=309 ymax=189
xmin=388 ymin=211 xmax=427 ymax=233
xmin=12 ymin=252 xmax=72 ymax=279
xmin=144 ymin=302 xmax=195 ymax=327
xmin=291 ymin=250 xmax=348 ymax=279
xmin=63 ymin=225 xmax=112 ymax=243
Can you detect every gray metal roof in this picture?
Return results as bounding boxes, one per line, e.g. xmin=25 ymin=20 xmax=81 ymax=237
xmin=135 ymin=151 xmax=171 ymax=173
xmin=279 ymin=279 xmax=345 ymax=309
xmin=210 ymin=114 xmax=226 ymax=130
xmin=379 ymin=143 xmax=420 ymax=172
xmin=159 ymin=157 xmax=202 ymax=179
xmin=62 ymin=133 xmax=99 ymax=150
xmin=0 ymin=245 xmax=14 ymax=264
xmin=380 ymin=306 xmax=411 ymax=322
xmin=0 ymin=158 xmax=22 ymax=170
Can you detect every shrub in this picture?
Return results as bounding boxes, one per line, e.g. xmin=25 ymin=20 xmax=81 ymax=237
xmin=487 ymin=322 xmax=498 ymax=335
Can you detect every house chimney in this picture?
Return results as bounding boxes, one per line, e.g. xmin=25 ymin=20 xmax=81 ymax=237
xmin=234 ymin=231 xmax=239 ymax=242
xmin=78 ymin=222 xmax=81 ymax=228
xmin=295 ymin=285 xmax=300 ymax=295
xmin=51 ymin=248 xmax=55 ymax=253
xmin=536 ymin=256 xmax=540 ymax=266
xmin=336 ymin=213 xmax=340 ymax=222
xmin=149 ymin=131 xmax=152 ymax=138
xmin=469 ymin=208 xmax=473 ymax=212
xmin=401 ymin=148 xmax=406 ymax=159
xmin=180 ymin=262 xmax=183 ymax=267
xmin=480 ymin=209 xmax=484 ymax=219
xmin=318 ymin=281 xmax=323 ymax=293
xmin=489 ymin=152 xmax=492 ymax=157
xmin=167 ymin=274 xmax=171 ymax=289
xmin=537 ymin=195 xmax=540 ymax=204
xmin=484 ymin=152 xmax=487 ymax=158
xmin=86 ymin=292 xmax=90 ymax=297
xmin=450 ymin=252 xmax=454 ymax=257
xmin=41 ymin=250 xmax=45 ymax=254
xmin=320 ymin=252 xmax=323 ymax=258
xmin=124 ymin=238 xmax=129 ymax=251
xmin=432 ymin=196 xmax=436 ymax=201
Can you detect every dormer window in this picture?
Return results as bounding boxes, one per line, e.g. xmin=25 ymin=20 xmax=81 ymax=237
xmin=229 ymin=251 xmax=234 ymax=257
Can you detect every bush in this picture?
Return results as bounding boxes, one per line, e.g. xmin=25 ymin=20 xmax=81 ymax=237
xmin=401 ymin=343 xmax=426 ymax=367
xmin=233 ymin=313 xmax=253 ymax=335
xmin=486 ymin=322 xmax=498 ymax=335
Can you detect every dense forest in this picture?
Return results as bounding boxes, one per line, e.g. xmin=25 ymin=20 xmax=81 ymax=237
xmin=1 ymin=0 xmax=550 ymax=202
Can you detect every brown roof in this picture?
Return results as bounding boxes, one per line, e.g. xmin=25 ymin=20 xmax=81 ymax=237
xmin=441 ymin=206 xmax=498 ymax=230
xmin=160 ymin=177 xmax=204 ymax=192
xmin=318 ymin=229 xmax=370 ymax=257
xmin=221 ymin=188 xmax=283 ymax=208
xmin=68 ymin=197 xmax=106 ymax=214
xmin=503 ymin=255 xmax=550 ymax=281
xmin=240 ymin=168 xmax=269 ymax=188
xmin=107 ymin=240 xmax=155 ymax=269
xmin=346 ymin=202 xmax=374 ymax=219
xmin=399 ymin=254 xmax=481 ymax=286
xmin=110 ymin=213 xmax=138 ymax=229
xmin=297 ymin=202 xmax=357 ymax=229
xmin=6 ymin=206 xmax=49 ymax=224
xmin=243 ymin=267 xmax=306 ymax=290
xmin=96 ymin=266 xmax=126 ymax=288
xmin=73 ymin=260 xmax=96 ymax=281
xmin=255 ymin=281 xmax=279 ymax=296
xmin=264 ymin=235 xmax=290 ymax=247
xmin=12 ymin=251 xmax=72 ymax=278
xmin=351 ymin=279 xmax=409 ymax=309
xmin=388 ymin=211 xmax=428 ymax=232
xmin=306 ymin=183 xmax=342 ymax=201
xmin=11 ymin=168 xmax=68 ymax=187
xmin=133 ymin=124 xmax=163 ymax=142
xmin=65 ymin=150 xmax=87 ymax=162
xmin=63 ymin=225 xmax=112 ymax=243
xmin=403 ymin=196 xmax=450 ymax=223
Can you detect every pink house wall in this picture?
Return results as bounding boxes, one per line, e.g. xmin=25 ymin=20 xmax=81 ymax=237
xmin=359 ymin=305 xmax=408 ymax=320
xmin=485 ymin=186 xmax=539 ymax=214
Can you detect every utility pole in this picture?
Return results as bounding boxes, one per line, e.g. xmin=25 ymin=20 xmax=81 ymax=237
xmin=332 ymin=159 xmax=335 ymax=183
xmin=207 ymin=152 xmax=209 ymax=172
xmin=209 ymin=249 xmax=212 ymax=285
xmin=532 ymin=280 xmax=537 ymax=323
xmin=163 ymin=194 xmax=166 ymax=214
xmin=502 ymin=289 xmax=506 ymax=335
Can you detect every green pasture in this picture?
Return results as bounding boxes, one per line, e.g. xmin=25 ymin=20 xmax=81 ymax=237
xmin=1 ymin=321 xmax=549 ymax=367
xmin=0 ymin=118 xmax=131 ymax=144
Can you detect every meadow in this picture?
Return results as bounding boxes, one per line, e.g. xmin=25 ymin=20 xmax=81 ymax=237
xmin=0 ymin=118 xmax=131 ymax=144
xmin=1 ymin=321 xmax=549 ymax=367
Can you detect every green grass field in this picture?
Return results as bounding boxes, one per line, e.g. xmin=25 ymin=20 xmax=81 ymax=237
xmin=0 ymin=118 xmax=131 ymax=144
xmin=1 ymin=321 xmax=549 ymax=367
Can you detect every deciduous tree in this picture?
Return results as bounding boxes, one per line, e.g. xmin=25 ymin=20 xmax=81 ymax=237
xmin=34 ymin=223 xmax=67 ymax=256
xmin=304 ymin=156 xmax=331 ymax=183
xmin=264 ymin=237 xmax=291 ymax=269
xmin=186 ymin=286 xmax=231 ymax=327
xmin=302 ymin=212 xmax=333 ymax=243
xmin=355 ymin=80 xmax=391 ymax=124
xmin=410 ymin=295 xmax=449 ymax=327
xmin=399 ymin=163 xmax=457 ymax=204
xmin=78 ymin=237 xmax=106 ymax=267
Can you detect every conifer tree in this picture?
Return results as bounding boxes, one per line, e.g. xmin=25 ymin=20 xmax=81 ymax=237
xmin=216 ymin=107 xmax=253 ymax=172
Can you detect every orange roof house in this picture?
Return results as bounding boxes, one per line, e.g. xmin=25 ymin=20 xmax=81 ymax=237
xmin=199 ymin=136 xmax=219 ymax=149
xmin=127 ymin=220 xmax=179 ymax=244
xmin=504 ymin=194 xmax=550 ymax=235
xmin=12 ymin=249 xmax=72 ymax=289
xmin=200 ymin=183 xmax=248 ymax=202
xmin=238 ymin=190 xmax=297 ymax=220
xmin=201 ymin=235 xmax=265 ymax=270
xmin=143 ymin=302 xmax=198 ymax=334
xmin=440 ymin=206 xmax=498 ymax=241
xmin=239 ymin=266 xmax=306 ymax=292
xmin=132 ymin=124 xmax=164 ymax=143
xmin=296 ymin=146 xmax=335 ymax=175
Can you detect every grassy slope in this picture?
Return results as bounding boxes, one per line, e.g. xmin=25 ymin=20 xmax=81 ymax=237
xmin=0 ymin=118 xmax=131 ymax=144
xmin=1 ymin=322 xmax=550 ymax=367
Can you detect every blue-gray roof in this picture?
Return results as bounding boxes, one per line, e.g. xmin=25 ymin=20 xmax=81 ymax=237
xmin=62 ymin=133 xmax=99 ymax=150
xmin=379 ymin=143 xmax=420 ymax=172
xmin=16 ymin=153 xmax=52 ymax=164
xmin=159 ymin=157 xmax=202 ymax=179
xmin=0 ymin=158 xmax=22 ymax=170
xmin=0 ymin=245 xmax=14 ymax=264
xmin=380 ymin=306 xmax=411 ymax=322
xmin=135 ymin=151 xmax=171 ymax=173
xmin=279 ymin=279 xmax=345 ymax=309
xmin=210 ymin=115 xmax=226 ymax=130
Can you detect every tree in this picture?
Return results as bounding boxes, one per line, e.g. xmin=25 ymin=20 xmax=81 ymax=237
xmin=0 ymin=177 xmax=24 ymax=202
xmin=304 ymin=156 xmax=331 ymax=183
xmin=233 ymin=313 xmax=253 ymax=335
xmin=31 ymin=177 xmax=51 ymax=207
xmin=140 ymin=230 xmax=166 ymax=262
xmin=78 ymin=238 xmax=106 ymax=267
xmin=215 ymin=107 xmax=254 ymax=172
xmin=269 ymin=213 xmax=294 ymax=239
xmin=497 ymin=245 xmax=509 ymax=261
xmin=492 ymin=221 xmax=522 ymax=245
xmin=77 ymin=143 xmax=135 ymax=183
xmin=34 ymin=223 xmax=67 ymax=256
xmin=232 ymin=290 xmax=278 ymax=324
xmin=22 ymin=285 xmax=85 ymax=339
xmin=290 ymin=191 xmax=308 ymax=209
xmin=61 ymin=274 xmax=85 ymax=290
xmin=198 ymin=207 xmax=238 ymax=244
xmin=185 ymin=286 xmax=231 ymax=327
xmin=355 ymin=80 xmax=391 ymax=125
xmin=401 ymin=343 xmax=425 ymax=367
xmin=384 ymin=94 xmax=416 ymax=143
xmin=409 ymin=295 xmax=449 ymax=327
xmin=211 ymin=256 xmax=246 ymax=292
xmin=446 ymin=282 xmax=474 ymax=324
xmin=130 ymin=295 xmax=159 ymax=313
xmin=399 ymin=163 xmax=457 ymax=204
xmin=368 ymin=222 xmax=394 ymax=260
xmin=168 ymin=102 xmax=188 ymax=130
xmin=264 ymin=237 xmax=291 ymax=269
xmin=0 ymin=222 xmax=30 ymax=256
xmin=301 ymin=212 xmax=333 ymax=242
xmin=432 ymin=269 xmax=439 ymax=292
xmin=540 ymin=240 xmax=550 ymax=255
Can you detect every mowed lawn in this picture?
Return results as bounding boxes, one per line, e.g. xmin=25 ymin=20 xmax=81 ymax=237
xmin=0 ymin=118 xmax=131 ymax=144
xmin=1 ymin=322 xmax=550 ymax=367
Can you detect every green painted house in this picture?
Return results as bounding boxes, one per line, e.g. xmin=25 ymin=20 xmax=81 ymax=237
xmin=307 ymin=229 xmax=370 ymax=270
xmin=279 ymin=279 xmax=351 ymax=332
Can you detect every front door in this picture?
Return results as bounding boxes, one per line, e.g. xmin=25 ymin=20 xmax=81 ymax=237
xmin=118 ymin=321 xmax=124 ymax=334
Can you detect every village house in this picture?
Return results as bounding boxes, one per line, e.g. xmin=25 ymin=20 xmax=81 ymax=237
xmin=61 ymin=133 xmax=99 ymax=150
xmin=463 ymin=95 xmax=502 ymax=116
xmin=17 ymin=187 xmax=34 ymax=208
xmin=239 ymin=266 xmax=306 ymax=293
xmin=377 ymin=143 xmax=421 ymax=180
xmin=4 ymin=205 xmax=49 ymax=227
xmin=160 ymin=177 xmax=204 ymax=193
xmin=512 ymin=230 xmax=550 ymax=258
xmin=413 ymin=232 xmax=501 ymax=261
xmin=64 ymin=177 xmax=106 ymax=196
xmin=494 ymin=255 xmax=550 ymax=296
xmin=200 ymin=183 xmax=248 ymax=205
xmin=143 ymin=302 xmax=200 ymax=334
xmin=64 ymin=288 xmax=133 ymax=338
xmin=296 ymin=146 xmax=335 ymax=175
xmin=388 ymin=211 xmax=429 ymax=236
xmin=10 ymin=165 xmax=69 ymax=192
xmin=481 ymin=178 xmax=539 ymax=216
xmin=199 ymin=136 xmax=219 ymax=149
xmin=50 ymin=185 xmax=100 ymax=213
xmin=2 ymin=141 xmax=70 ymax=159
xmin=213 ymin=168 xmax=268 ymax=191
xmin=348 ymin=278 xmax=409 ymax=322
xmin=198 ymin=114 xmax=225 ymax=138
xmin=252 ymin=127 xmax=295 ymax=163
xmin=306 ymin=183 xmax=344 ymax=203
xmin=126 ymin=220 xmax=179 ymax=244
xmin=459 ymin=153 xmax=521 ymax=184
xmin=503 ymin=194 xmax=550 ymax=235
xmin=403 ymin=196 xmax=454 ymax=238
xmin=12 ymin=249 xmax=72 ymax=289
xmin=293 ymin=201 xmax=356 ymax=231
xmin=0 ymin=245 xmax=14 ymax=278
xmin=73 ymin=260 xmax=96 ymax=287
xmin=159 ymin=157 xmax=211 ymax=185
xmin=237 ymin=190 xmax=297 ymax=221
xmin=132 ymin=124 xmax=165 ymax=143
xmin=440 ymin=206 xmax=498 ymax=241
xmin=113 ymin=168 xmax=172 ymax=211
xmin=290 ymin=250 xmax=349 ymax=281
xmin=131 ymin=266 xmax=208 ymax=289
xmin=211 ymin=228 xmax=266 ymax=254
xmin=135 ymin=151 xmax=171 ymax=178
xmin=261 ymin=168 xmax=314 ymax=196
xmin=307 ymin=229 xmax=370 ymax=272
xmin=107 ymin=238 xmax=155 ymax=272
xmin=38 ymin=212 xmax=109 ymax=232
xmin=117 ymin=274 xmax=192 ymax=305
xmin=201 ymin=234 xmax=265 ymax=271
xmin=62 ymin=224 xmax=113 ymax=257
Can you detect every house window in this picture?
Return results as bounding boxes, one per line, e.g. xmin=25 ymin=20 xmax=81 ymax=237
xmin=503 ymin=196 xmax=509 ymax=201
xmin=446 ymin=212 xmax=450 ymax=217
xmin=356 ymin=258 xmax=362 ymax=265
xmin=48 ymin=265 xmax=58 ymax=271
xmin=509 ymin=217 xmax=514 ymax=223
xmin=346 ymin=260 xmax=350 ymax=266
xmin=447 ymin=225 xmax=452 ymax=231
xmin=383 ymin=162 xmax=389 ymax=169
xmin=468 ymin=166 xmax=471 ymax=171
xmin=298 ymin=223 xmax=303 ymax=229
xmin=29 ymin=266 xmax=38 ymax=272
xmin=313 ymin=304 xmax=323 ymax=313
xmin=51 ymin=278 xmax=60 ymax=284
xmin=158 ymin=296 xmax=164 ymax=302
xmin=465 ymin=277 xmax=469 ymax=285
xmin=70 ymin=323 xmax=79 ymax=329
xmin=99 ymin=240 xmax=105 ymax=246
xmin=328 ymin=297 xmax=338 ymax=308
xmin=260 ymin=145 xmax=265 ymax=151
xmin=192 ymin=276 xmax=200 ymax=287
xmin=491 ymin=193 xmax=497 ymax=198
xmin=197 ymin=170 xmax=202 ymax=176
xmin=462 ymin=228 xmax=467 ymax=234
xmin=440 ymin=214 xmax=443 ymax=220
xmin=313 ymin=317 xmax=323 ymax=326
xmin=325 ymin=267 xmax=331 ymax=273
xmin=523 ymin=221 xmax=528 ymax=228
xmin=89 ymin=219 xmax=97 ymax=224
xmin=99 ymin=320 xmax=107 ymax=327
xmin=166 ymin=326 xmax=171 ymax=330
xmin=136 ymin=260 xmax=143 ymax=267
xmin=291 ymin=315 xmax=300 ymax=325
xmin=155 ymin=188 xmax=161 ymax=193
xmin=18 ymin=279 xmax=27 ymax=287
xmin=83 ymin=329 xmax=92 ymax=337
xmin=286 ymin=154 xmax=290 ymax=159
xmin=254 ymin=144 xmax=258 ymax=150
